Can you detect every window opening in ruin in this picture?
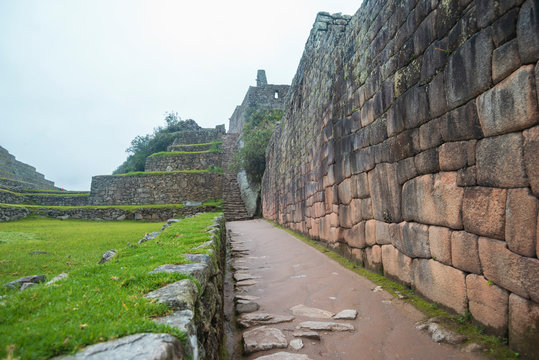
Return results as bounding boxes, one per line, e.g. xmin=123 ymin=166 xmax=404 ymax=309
xmin=274 ymin=91 xmax=279 ymax=99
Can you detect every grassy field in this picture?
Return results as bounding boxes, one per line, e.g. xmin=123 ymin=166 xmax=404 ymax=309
xmin=0 ymin=213 xmax=221 ymax=359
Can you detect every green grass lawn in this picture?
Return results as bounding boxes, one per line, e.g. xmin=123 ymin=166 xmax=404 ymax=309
xmin=0 ymin=213 xmax=221 ymax=359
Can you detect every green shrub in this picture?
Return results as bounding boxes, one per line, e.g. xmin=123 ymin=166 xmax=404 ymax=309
xmin=231 ymin=108 xmax=283 ymax=184
xmin=114 ymin=113 xmax=201 ymax=174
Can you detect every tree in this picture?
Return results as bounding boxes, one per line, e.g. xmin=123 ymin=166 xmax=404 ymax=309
xmin=232 ymin=108 xmax=283 ymax=184
xmin=113 ymin=112 xmax=201 ymax=174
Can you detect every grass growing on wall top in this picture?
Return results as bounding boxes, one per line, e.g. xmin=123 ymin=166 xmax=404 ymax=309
xmin=266 ymin=220 xmax=519 ymax=360
xmin=22 ymin=189 xmax=90 ymax=195
xmin=148 ymin=149 xmax=221 ymax=157
xmin=102 ymin=169 xmax=211 ymax=177
xmin=169 ymin=140 xmax=223 ymax=148
xmin=0 ymin=199 xmax=223 ymax=211
xmin=0 ymin=212 xmax=222 ymax=359
xmin=24 ymin=193 xmax=90 ymax=197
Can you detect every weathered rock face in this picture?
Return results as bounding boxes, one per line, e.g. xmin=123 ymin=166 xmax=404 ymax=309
xmin=261 ymin=1 xmax=539 ymax=355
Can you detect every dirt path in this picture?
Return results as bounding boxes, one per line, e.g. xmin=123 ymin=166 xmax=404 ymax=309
xmin=224 ymin=219 xmax=485 ymax=360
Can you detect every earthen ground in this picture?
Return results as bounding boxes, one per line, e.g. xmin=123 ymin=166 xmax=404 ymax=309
xmin=225 ymin=219 xmax=486 ymax=360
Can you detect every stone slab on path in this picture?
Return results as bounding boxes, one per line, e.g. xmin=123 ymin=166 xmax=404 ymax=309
xmin=238 ymin=312 xmax=295 ymax=328
xmin=297 ymin=321 xmax=355 ymax=332
xmin=254 ymin=353 xmax=313 ymax=360
xmin=333 ymin=309 xmax=358 ymax=320
xmin=290 ymin=304 xmax=334 ymax=319
xmin=243 ymin=326 xmax=288 ymax=354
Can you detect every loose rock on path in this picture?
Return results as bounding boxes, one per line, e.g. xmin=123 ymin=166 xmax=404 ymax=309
xmin=226 ymin=219 xmax=486 ymax=360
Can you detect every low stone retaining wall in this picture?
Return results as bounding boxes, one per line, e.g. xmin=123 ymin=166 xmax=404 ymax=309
xmin=145 ymin=152 xmax=222 ymax=172
xmin=89 ymin=172 xmax=222 ymax=205
xmin=167 ymin=143 xmax=215 ymax=152
xmin=0 ymin=190 xmax=24 ymax=204
xmin=0 ymin=205 xmax=220 ymax=222
xmin=57 ymin=215 xmax=226 ymax=360
xmin=24 ymin=194 xmax=90 ymax=206
xmin=0 ymin=206 xmax=29 ymax=222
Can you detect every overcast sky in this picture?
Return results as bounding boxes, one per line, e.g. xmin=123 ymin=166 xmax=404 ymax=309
xmin=0 ymin=1 xmax=362 ymax=190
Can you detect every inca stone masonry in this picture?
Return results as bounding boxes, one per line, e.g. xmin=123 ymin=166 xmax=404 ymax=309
xmin=262 ymin=0 xmax=539 ymax=357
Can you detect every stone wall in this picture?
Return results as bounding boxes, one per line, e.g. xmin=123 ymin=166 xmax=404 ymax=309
xmin=262 ymin=1 xmax=539 ymax=357
xmin=90 ymin=172 xmax=222 ymax=205
xmin=24 ymin=194 xmax=90 ymax=206
xmin=0 ymin=189 xmax=24 ymax=204
xmin=0 ymin=205 xmax=29 ymax=222
xmin=170 ymin=125 xmax=225 ymax=146
xmin=145 ymin=152 xmax=222 ymax=172
xmin=0 ymin=204 xmax=221 ymax=222
xmin=0 ymin=146 xmax=58 ymax=190
xmin=228 ymin=70 xmax=290 ymax=134
xmin=168 ymin=143 xmax=216 ymax=152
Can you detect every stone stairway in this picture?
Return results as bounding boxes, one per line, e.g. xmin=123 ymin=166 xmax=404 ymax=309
xmin=222 ymin=134 xmax=250 ymax=221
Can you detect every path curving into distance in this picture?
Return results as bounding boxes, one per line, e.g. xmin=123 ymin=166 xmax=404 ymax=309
xmin=224 ymin=219 xmax=485 ymax=360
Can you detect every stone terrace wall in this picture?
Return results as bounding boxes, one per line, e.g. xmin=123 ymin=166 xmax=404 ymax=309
xmin=0 ymin=205 xmax=29 ymax=222
xmin=90 ymin=172 xmax=222 ymax=205
xmin=0 ymin=189 xmax=24 ymax=204
xmin=145 ymin=152 xmax=222 ymax=172
xmin=24 ymin=194 xmax=90 ymax=206
xmin=170 ymin=125 xmax=225 ymax=146
xmin=262 ymin=1 xmax=539 ymax=357
xmin=0 ymin=146 xmax=57 ymax=190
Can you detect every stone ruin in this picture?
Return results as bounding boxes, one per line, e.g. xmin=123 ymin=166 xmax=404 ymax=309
xmin=263 ymin=1 xmax=539 ymax=357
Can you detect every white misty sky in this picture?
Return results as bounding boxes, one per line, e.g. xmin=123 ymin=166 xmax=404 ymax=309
xmin=0 ymin=1 xmax=362 ymax=190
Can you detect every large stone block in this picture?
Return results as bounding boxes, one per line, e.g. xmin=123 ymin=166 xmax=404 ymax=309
xmin=439 ymin=100 xmax=483 ymax=141
xmin=365 ymin=245 xmax=382 ymax=273
xmin=396 ymin=157 xmax=418 ymax=185
xmin=506 ymin=188 xmax=538 ymax=257
xmin=466 ymin=274 xmax=509 ymax=337
xmin=492 ymin=8 xmax=518 ymax=47
xmin=419 ymin=119 xmax=443 ymax=151
xmin=381 ymin=244 xmax=413 ymax=286
xmin=375 ymin=220 xmax=392 ymax=245
xmin=476 ymin=133 xmax=529 ymax=188
xmin=477 ymin=65 xmax=538 ymax=137
xmin=368 ymin=163 xmax=401 ymax=223
xmin=438 ymin=140 xmax=475 ymax=171
xmin=351 ymin=172 xmax=370 ymax=199
xmin=365 ymin=219 xmax=377 ymax=246
xmin=337 ymin=178 xmax=353 ymax=205
xmin=429 ymin=226 xmax=452 ymax=266
xmin=492 ymin=39 xmax=521 ymax=83
xmin=412 ymin=259 xmax=468 ymax=314
xmin=517 ymin=0 xmax=539 ymax=63
xmin=414 ymin=148 xmax=439 ymax=175
xmin=451 ymin=231 xmax=481 ymax=274
xmin=523 ymin=126 xmax=539 ymax=197
xmin=428 ymin=72 xmax=448 ymax=120
xmin=342 ymin=221 xmax=366 ymax=249
xmin=390 ymin=221 xmax=431 ymax=259
xmin=509 ymin=293 xmax=539 ymax=359
xmin=402 ymin=172 xmax=464 ymax=229
xmin=462 ymin=187 xmax=506 ymax=239
xmin=446 ymin=29 xmax=493 ymax=109
xmin=478 ymin=237 xmax=539 ymax=302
